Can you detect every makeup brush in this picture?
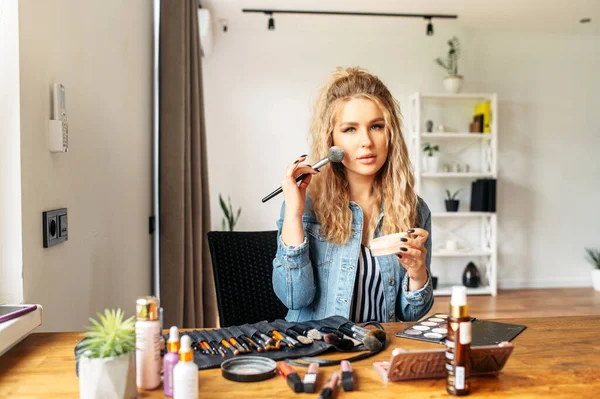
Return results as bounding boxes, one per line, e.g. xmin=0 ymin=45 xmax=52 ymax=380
xmin=323 ymin=333 xmax=354 ymax=351
xmin=339 ymin=325 xmax=385 ymax=351
xmin=286 ymin=329 xmax=313 ymax=345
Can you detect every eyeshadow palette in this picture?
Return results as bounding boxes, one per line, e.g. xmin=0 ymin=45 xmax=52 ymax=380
xmin=397 ymin=314 xmax=527 ymax=346
xmin=396 ymin=313 xmax=452 ymax=344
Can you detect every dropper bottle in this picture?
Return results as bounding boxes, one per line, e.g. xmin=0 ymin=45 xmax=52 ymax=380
xmin=173 ymin=335 xmax=198 ymax=399
xmin=163 ymin=326 xmax=180 ymax=397
xmin=446 ymin=286 xmax=471 ymax=396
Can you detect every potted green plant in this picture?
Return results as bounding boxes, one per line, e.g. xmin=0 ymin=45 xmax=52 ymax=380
xmin=76 ymin=309 xmax=137 ymax=399
xmin=435 ymin=36 xmax=463 ymax=93
xmin=422 ymin=143 xmax=440 ymax=173
xmin=585 ymin=248 xmax=600 ymax=291
xmin=219 ymin=193 xmax=242 ymax=231
xmin=445 ymin=189 xmax=462 ymax=212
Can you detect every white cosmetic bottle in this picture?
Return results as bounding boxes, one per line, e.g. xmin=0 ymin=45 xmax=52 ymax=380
xmin=135 ymin=296 xmax=161 ymax=390
xmin=173 ymin=335 xmax=198 ymax=399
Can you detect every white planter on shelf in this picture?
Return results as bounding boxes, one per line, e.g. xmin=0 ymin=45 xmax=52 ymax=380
xmin=592 ymin=269 xmax=600 ymax=292
xmin=443 ymin=75 xmax=464 ymax=93
xmin=79 ymin=352 xmax=137 ymax=399
xmin=423 ymin=155 xmax=440 ymax=173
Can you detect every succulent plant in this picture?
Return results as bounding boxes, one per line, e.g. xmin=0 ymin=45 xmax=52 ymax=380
xmin=76 ymin=308 xmax=136 ymax=359
xmin=446 ymin=189 xmax=462 ymax=201
xmin=435 ymin=36 xmax=461 ymax=76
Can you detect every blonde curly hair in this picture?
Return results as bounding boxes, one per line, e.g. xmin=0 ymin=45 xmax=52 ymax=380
xmin=308 ymin=67 xmax=418 ymax=244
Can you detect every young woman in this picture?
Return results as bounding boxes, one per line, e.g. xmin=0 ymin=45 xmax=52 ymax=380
xmin=272 ymin=67 xmax=433 ymax=323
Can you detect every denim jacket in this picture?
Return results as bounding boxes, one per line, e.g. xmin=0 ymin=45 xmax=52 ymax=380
xmin=272 ymin=195 xmax=434 ymax=323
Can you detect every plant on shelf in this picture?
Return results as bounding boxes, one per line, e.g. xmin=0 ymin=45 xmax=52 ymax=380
xmin=445 ymin=188 xmax=462 ymax=212
xmin=219 ymin=193 xmax=242 ymax=231
xmin=435 ymin=36 xmax=463 ymax=93
xmin=76 ymin=309 xmax=137 ymax=399
xmin=585 ymin=248 xmax=600 ymax=291
xmin=422 ymin=143 xmax=440 ymax=173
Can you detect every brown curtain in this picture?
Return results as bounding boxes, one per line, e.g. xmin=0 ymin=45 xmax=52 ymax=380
xmin=159 ymin=0 xmax=217 ymax=328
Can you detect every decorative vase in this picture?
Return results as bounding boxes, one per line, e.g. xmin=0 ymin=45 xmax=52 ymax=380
xmin=443 ymin=75 xmax=464 ymax=94
xmin=423 ymin=155 xmax=439 ymax=173
xmin=79 ymin=352 xmax=137 ymax=399
xmin=445 ymin=199 xmax=459 ymax=212
xmin=426 ymin=120 xmax=433 ymax=133
xmin=592 ymin=269 xmax=600 ymax=292
xmin=462 ymin=262 xmax=481 ymax=288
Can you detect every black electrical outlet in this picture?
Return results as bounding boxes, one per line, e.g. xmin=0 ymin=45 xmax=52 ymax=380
xmin=43 ymin=208 xmax=68 ymax=248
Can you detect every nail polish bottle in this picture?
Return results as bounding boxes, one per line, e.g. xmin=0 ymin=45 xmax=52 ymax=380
xmin=446 ymin=286 xmax=471 ymax=396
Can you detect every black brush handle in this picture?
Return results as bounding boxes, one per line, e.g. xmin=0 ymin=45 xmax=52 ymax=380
xmin=261 ymin=173 xmax=310 ymax=203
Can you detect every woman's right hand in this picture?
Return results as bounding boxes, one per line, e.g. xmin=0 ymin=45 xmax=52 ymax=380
xmin=281 ymin=155 xmax=318 ymax=219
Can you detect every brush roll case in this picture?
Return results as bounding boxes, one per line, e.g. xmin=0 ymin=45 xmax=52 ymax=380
xmin=164 ymin=315 xmax=385 ymax=370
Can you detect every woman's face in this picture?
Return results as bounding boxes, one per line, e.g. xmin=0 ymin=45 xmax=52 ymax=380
xmin=332 ymin=97 xmax=389 ymax=181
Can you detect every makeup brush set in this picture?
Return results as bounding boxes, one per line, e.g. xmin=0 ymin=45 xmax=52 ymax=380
xmin=164 ymin=315 xmax=387 ymax=370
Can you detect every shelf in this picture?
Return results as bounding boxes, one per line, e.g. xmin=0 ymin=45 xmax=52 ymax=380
xmin=433 ymin=285 xmax=492 ymax=296
xmin=432 ymin=250 xmax=493 ymax=257
xmin=431 ymin=212 xmax=495 ymax=218
xmin=419 ymin=133 xmax=493 ymax=139
xmin=421 ymin=172 xmax=495 ymax=178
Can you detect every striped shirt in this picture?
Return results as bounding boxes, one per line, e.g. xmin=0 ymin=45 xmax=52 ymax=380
xmin=350 ymin=245 xmax=386 ymax=323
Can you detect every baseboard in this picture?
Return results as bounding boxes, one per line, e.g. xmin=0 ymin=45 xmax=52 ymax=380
xmin=499 ymin=279 xmax=592 ymax=290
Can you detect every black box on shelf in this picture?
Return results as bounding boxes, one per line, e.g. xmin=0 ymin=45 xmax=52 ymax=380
xmin=470 ymin=179 xmax=496 ymax=212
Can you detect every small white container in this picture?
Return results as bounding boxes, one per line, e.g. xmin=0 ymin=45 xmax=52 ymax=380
xmin=369 ymin=232 xmax=409 ymax=257
xmin=173 ymin=335 xmax=199 ymax=399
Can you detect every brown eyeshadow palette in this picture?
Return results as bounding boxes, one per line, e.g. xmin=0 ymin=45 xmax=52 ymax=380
xmin=396 ymin=314 xmax=527 ymax=346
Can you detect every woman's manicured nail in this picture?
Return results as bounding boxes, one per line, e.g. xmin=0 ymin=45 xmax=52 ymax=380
xmin=398 ymin=255 xmax=403 ymax=259
xmin=300 ymin=154 xmax=307 ymax=158
xmin=400 ymin=247 xmax=408 ymax=252
xmin=400 ymin=238 xmax=408 ymax=242
xmin=407 ymin=229 xmax=415 ymax=233
xmin=293 ymin=160 xmax=299 ymax=164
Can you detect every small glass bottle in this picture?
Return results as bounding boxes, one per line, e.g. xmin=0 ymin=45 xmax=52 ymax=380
xmin=446 ymin=286 xmax=471 ymax=396
xmin=135 ymin=296 xmax=161 ymax=390
xmin=173 ymin=335 xmax=199 ymax=399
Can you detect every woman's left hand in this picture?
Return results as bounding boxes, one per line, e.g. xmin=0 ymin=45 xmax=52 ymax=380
xmin=396 ymin=228 xmax=429 ymax=290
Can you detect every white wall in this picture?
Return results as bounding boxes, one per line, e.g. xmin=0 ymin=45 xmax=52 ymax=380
xmin=0 ymin=0 xmax=24 ymax=304
xmin=202 ymin=6 xmax=600 ymax=288
xmin=469 ymin=32 xmax=600 ymax=288
xmin=18 ymin=0 xmax=153 ymax=331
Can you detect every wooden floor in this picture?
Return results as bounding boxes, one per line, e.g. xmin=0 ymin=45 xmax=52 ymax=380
xmin=429 ymin=287 xmax=600 ymax=319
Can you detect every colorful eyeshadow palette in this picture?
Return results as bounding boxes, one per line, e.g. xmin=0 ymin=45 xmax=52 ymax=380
xmin=397 ymin=314 xmax=527 ymax=346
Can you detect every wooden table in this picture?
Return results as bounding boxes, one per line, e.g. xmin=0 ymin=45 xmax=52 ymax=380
xmin=1 ymin=316 xmax=599 ymax=398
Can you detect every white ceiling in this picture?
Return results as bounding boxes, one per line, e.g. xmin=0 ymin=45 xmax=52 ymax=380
xmin=207 ymin=0 xmax=600 ymax=34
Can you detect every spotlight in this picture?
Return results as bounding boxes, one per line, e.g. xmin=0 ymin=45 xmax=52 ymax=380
xmin=426 ymin=18 xmax=434 ymax=36
xmin=268 ymin=13 xmax=275 ymax=30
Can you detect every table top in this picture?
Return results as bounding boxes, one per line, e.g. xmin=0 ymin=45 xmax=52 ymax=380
xmin=1 ymin=316 xmax=599 ymax=398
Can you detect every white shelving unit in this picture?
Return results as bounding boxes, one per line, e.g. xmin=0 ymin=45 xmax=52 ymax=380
xmin=409 ymin=92 xmax=498 ymax=297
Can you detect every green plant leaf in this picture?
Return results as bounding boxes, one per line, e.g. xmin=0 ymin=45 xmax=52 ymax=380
xmin=78 ymin=308 xmax=136 ymax=359
xmin=219 ymin=194 xmax=230 ymax=219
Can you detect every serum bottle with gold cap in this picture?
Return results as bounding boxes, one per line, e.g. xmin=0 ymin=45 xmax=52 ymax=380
xmin=446 ymin=286 xmax=471 ymax=396
xmin=135 ymin=296 xmax=161 ymax=390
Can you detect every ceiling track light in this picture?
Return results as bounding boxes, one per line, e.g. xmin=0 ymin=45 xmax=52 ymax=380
xmin=243 ymin=9 xmax=457 ymax=35
xmin=267 ymin=12 xmax=275 ymax=30
xmin=426 ymin=17 xmax=434 ymax=36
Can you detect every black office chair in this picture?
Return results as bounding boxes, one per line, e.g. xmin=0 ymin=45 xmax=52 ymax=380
xmin=207 ymin=230 xmax=289 ymax=327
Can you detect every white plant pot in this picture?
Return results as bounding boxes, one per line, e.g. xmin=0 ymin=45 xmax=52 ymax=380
xmin=79 ymin=352 xmax=137 ymax=399
xmin=423 ymin=155 xmax=440 ymax=173
xmin=592 ymin=269 xmax=600 ymax=292
xmin=443 ymin=75 xmax=464 ymax=93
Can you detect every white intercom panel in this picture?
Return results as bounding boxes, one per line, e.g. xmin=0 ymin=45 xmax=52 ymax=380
xmin=49 ymin=83 xmax=68 ymax=153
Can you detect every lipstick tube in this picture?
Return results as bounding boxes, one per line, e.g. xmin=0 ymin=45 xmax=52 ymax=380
xmin=303 ymin=363 xmax=319 ymax=393
xmin=318 ymin=371 xmax=340 ymax=399
xmin=278 ymin=362 xmax=304 ymax=393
